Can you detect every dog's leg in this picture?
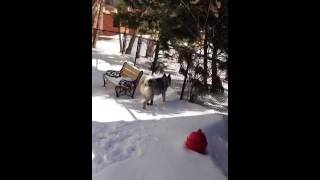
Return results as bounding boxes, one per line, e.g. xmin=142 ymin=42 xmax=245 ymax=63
xmin=146 ymin=95 xmax=152 ymax=105
xmin=162 ymin=92 xmax=166 ymax=102
xmin=150 ymin=93 xmax=154 ymax=105
xmin=147 ymin=94 xmax=154 ymax=105
xmin=143 ymin=100 xmax=147 ymax=109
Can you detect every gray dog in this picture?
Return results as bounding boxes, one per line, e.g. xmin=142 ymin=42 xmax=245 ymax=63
xmin=140 ymin=74 xmax=171 ymax=109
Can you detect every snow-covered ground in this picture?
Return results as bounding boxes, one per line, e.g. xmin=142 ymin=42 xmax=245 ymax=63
xmin=92 ymin=35 xmax=228 ymax=180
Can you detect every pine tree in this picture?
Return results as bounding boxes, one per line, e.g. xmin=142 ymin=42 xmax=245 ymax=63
xmin=112 ymin=0 xmax=228 ymax=98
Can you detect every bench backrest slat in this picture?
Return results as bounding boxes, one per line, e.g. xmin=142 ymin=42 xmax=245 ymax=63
xmin=120 ymin=62 xmax=142 ymax=81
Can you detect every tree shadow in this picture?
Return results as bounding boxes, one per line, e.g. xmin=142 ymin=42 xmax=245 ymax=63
xmin=202 ymin=116 xmax=228 ymax=177
xmin=92 ymin=53 xmax=127 ymax=66
xmin=199 ymin=99 xmax=228 ymax=114
xmin=113 ymin=94 xmax=210 ymax=117
xmin=170 ymin=78 xmax=187 ymax=95
xmin=206 ymin=104 xmax=228 ymax=114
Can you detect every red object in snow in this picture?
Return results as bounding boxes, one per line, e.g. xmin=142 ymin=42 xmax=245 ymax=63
xmin=185 ymin=129 xmax=208 ymax=154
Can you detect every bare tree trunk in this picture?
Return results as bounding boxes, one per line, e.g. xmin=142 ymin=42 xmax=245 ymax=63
xmin=203 ymin=28 xmax=208 ymax=88
xmin=180 ymin=54 xmax=191 ymax=100
xmin=224 ymin=70 xmax=228 ymax=81
xmin=92 ymin=0 xmax=99 ymax=26
xmin=92 ymin=29 xmax=97 ymax=47
xmin=151 ymin=41 xmax=160 ymax=75
xmin=118 ymin=20 xmax=123 ymax=52
xmin=211 ymin=47 xmax=224 ymax=93
xmin=145 ymin=40 xmax=150 ymax=57
xmin=189 ymin=81 xmax=194 ymax=102
xmin=121 ymin=25 xmax=127 ymax=54
xmin=125 ymin=29 xmax=137 ymax=54
xmin=189 ymin=50 xmax=202 ymax=102
xmin=145 ymin=40 xmax=155 ymax=57
xmin=134 ymin=35 xmax=142 ymax=66
xmin=92 ymin=0 xmax=103 ymax=48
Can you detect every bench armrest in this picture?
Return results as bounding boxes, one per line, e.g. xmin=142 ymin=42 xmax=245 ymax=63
xmin=104 ymin=70 xmax=121 ymax=78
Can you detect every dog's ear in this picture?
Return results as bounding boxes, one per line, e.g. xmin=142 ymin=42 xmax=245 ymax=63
xmin=168 ymin=74 xmax=171 ymax=79
xmin=163 ymin=73 xmax=166 ymax=77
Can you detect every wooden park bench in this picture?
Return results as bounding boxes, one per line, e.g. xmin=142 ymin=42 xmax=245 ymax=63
xmin=103 ymin=62 xmax=143 ymax=98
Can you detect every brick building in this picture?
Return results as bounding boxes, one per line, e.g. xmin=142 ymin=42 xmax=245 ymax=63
xmin=100 ymin=3 xmax=135 ymax=36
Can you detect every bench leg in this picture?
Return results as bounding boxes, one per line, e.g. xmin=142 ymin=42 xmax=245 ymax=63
xmin=115 ymin=87 xmax=119 ymax=97
xmin=115 ymin=86 xmax=136 ymax=98
xmin=103 ymin=74 xmax=106 ymax=87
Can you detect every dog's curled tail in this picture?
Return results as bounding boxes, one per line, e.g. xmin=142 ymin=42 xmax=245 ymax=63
xmin=142 ymin=76 xmax=153 ymax=87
